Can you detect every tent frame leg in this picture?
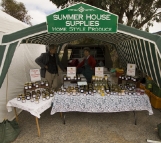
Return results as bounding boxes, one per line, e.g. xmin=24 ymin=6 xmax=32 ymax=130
xmin=133 ymin=111 xmax=137 ymax=125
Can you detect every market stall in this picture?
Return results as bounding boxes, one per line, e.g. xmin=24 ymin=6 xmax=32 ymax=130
xmin=0 ymin=2 xmax=161 ymax=138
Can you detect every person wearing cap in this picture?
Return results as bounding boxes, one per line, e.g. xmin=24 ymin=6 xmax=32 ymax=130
xmin=77 ymin=47 xmax=96 ymax=83
xmin=35 ymin=44 xmax=65 ymax=89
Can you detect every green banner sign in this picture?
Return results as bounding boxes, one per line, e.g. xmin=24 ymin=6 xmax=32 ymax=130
xmin=46 ymin=2 xmax=118 ymax=33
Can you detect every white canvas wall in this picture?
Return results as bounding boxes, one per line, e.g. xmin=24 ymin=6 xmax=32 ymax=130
xmin=0 ymin=10 xmax=45 ymax=122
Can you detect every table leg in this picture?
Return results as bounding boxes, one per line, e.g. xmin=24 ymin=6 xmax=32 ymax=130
xmin=133 ymin=111 xmax=137 ymax=125
xmin=35 ymin=117 xmax=41 ymax=137
xmin=60 ymin=112 xmax=62 ymax=118
xmin=14 ymin=107 xmax=18 ymax=123
xmin=63 ymin=114 xmax=66 ymax=125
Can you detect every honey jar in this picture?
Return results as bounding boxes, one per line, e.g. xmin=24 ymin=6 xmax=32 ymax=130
xmin=24 ymin=83 xmax=28 ymax=90
xmin=46 ymin=94 xmax=50 ymax=100
xmin=35 ymin=97 xmax=39 ymax=104
xmin=50 ymin=91 xmax=54 ymax=97
xmin=17 ymin=94 xmax=22 ymax=101
xmin=63 ymin=75 xmax=67 ymax=80
xmin=45 ymin=81 xmax=49 ymax=87
xmin=26 ymin=92 xmax=31 ymax=100
xmin=30 ymin=97 xmax=34 ymax=102
xmin=28 ymin=82 xmax=32 ymax=89
xmin=35 ymin=82 xmax=39 ymax=88
xmin=77 ymin=75 xmax=81 ymax=80
xmin=21 ymin=95 xmax=26 ymax=103
xmin=42 ymin=94 xmax=46 ymax=101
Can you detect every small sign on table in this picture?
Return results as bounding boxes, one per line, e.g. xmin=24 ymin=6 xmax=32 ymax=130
xmin=127 ymin=64 xmax=136 ymax=76
xmin=95 ymin=67 xmax=104 ymax=77
xmin=30 ymin=69 xmax=41 ymax=82
xmin=67 ymin=67 xmax=76 ymax=79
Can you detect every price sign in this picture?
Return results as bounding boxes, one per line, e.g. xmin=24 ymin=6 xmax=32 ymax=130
xmin=67 ymin=67 xmax=76 ymax=79
xmin=29 ymin=69 xmax=41 ymax=82
xmin=95 ymin=67 xmax=104 ymax=77
xmin=126 ymin=64 xmax=136 ymax=76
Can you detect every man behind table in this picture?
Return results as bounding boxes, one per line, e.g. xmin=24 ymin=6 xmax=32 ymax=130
xmin=35 ymin=44 xmax=65 ymax=89
xmin=77 ymin=47 xmax=96 ymax=83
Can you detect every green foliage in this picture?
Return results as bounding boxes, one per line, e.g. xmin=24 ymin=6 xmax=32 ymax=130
xmin=1 ymin=0 xmax=32 ymax=25
xmin=49 ymin=0 xmax=161 ymax=31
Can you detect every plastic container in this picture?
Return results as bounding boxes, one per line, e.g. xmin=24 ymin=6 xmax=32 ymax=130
xmin=152 ymin=83 xmax=161 ymax=98
xmin=116 ymin=69 xmax=124 ymax=78
xmin=145 ymin=89 xmax=151 ymax=100
xmin=150 ymin=92 xmax=161 ymax=109
xmin=145 ymin=78 xmax=153 ymax=91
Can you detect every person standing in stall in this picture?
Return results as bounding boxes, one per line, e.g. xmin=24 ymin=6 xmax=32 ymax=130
xmin=35 ymin=44 xmax=65 ymax=89
xmin=77 ymin=47 xmax=96 ymax=83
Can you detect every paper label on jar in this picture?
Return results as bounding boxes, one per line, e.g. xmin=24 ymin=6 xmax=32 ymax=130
xmin=81 ymin=90 xmax=83 ymax=92
xmin=50 ymin=94 xmax=53 ymax=97
xmin=42 ymin=98 xmax=46 ymax=101
xmin=46 ymin=84 xmax=48 ymax=86
xmin=36 ymin=85 xmax=38 ymax=88
xmin=29 ymin=86 xmax=32 ymax=88
xmin=64 ymin=78 xmax=66 ymax=80
xmin=25 ymin=87 xmax=28 ymax=89
xmin=27 ymin=97 xmax=30 ymax=100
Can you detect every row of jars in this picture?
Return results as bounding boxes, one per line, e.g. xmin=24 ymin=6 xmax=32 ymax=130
xmin=119 ymin=75 xmax=139 ymax=82
xmin=17 ymin=89 xmax=54 ymax=103
xmin=63 ymin=75 xmax=81 ymax=81
xmin=24 ymin=81 xmax=49 ymax=90
xmin=92 ymin=75 xmax=108 ymax=81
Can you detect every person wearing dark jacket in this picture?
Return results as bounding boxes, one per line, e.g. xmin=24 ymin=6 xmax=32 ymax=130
xmin=77 ymin=47 xmax=96 ymax=83
xmin=35 ymin=44 xmax=64 ymax=89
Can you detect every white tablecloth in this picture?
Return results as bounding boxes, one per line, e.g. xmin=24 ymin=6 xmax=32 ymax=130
xmin=7 ymin=97 xmax=54 ymax=118
xmin=51 ymin=94 xmax=153 ymax=115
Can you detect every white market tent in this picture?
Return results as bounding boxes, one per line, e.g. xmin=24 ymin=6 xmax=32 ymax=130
xmin=0 ymin=10 xmax=46 ymax=122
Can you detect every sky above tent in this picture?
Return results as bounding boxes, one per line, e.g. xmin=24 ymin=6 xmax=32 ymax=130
xmin=0 ymin=0 xmax=160 ymax=33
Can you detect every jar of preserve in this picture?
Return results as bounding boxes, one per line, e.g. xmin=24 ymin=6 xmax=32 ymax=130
xmin=24 ymin=84 xmax=28 ymax=90
xmin=63 ymin=75 xmax=67 ymax=80
xmin=42 ymin=94 xmax=46 ymax=101
xmin=32 ymin=91 xmax=36 ymax=98
xmin=28 ymin=83 xmax=32 ymax=89
xmin=35 ymin=97 xmax=39 ymax=104
xmin=45 ymin=81 xmax=49 ymax=87
xmin=50 ymin=91 xmax=54 ymax=97
xmin=35 ymin=82 xmax=39 ymax=88
xmin=17 ymin=94 xmax=22 ymax=101
xmin=30 ymin=97 xmax=34 ymax=102
xmin=46 ymin=94 xmax=50 ymax=100
xmin=21 ymin=95 xmax=26 ymax=103
xmin=41 ymin=81 xmax=45 ymax=85
xmin=104 ymin=75 xmax=108 ymax=81
xmin=26 ymin=94 xmax=31 ymax=100
xmin=77 ymin=75 xmax=81 ymax=80
xmin=68 ymin=77 xmax=71 ymax=80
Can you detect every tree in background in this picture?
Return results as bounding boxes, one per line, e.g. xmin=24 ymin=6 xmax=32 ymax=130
xmin=49 ymin=0 xmax=161 ymax=31
xmin=1 ymin=0 xmax=32 ymax=25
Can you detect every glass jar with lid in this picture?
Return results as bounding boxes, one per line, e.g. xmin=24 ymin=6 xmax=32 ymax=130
xmin=34 ymin=97 xmax=39 ymax=104
xmin=21 ymin=95 xmax=26 ymax=103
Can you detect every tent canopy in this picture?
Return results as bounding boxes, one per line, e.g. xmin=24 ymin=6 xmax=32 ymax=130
xmin=0 ymin=20 xmax=161 ymax=89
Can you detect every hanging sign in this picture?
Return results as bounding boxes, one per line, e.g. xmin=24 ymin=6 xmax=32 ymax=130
xmin=46 ymin=2 xmax=118 ymax=33
xmin=67 ymin=67 xmax=76 ymax=79
xmin=95 ymin=67 xmax=104 ymax=77
xmin=30 ymin=69 xmax=41 ymax=82
xmin=126 ymin=64 xmax=136 ymax=76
